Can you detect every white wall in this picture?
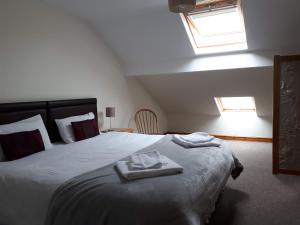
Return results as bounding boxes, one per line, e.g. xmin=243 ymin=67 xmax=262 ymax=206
xmin=168 ymin=113 xmax=272 ymax=138
xmin=138 ymin=67 xmax=273 ymax=138
xmin=0 ymin=0 xmax=167 ymax=133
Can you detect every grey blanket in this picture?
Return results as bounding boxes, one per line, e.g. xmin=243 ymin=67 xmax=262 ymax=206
xmin=45 ymin=135 xmax=242 ymax=225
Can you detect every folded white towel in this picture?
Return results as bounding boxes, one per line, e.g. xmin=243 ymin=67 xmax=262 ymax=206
xmin=175 ymin=132 xmax=214 ymax=143
xmin=116 ymin=155 xmax=183 ymax=180
xmin=173 ymin=134 xmax=221 ymax=148
xmin=130 ymin=151 xmax=162 ymax=169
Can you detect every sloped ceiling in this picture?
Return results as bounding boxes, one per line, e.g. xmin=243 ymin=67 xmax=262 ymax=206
xmin=41 ymin=0 xmax=300 ymax=74
xmin=137 ymin=67 xmax=273 ymax=116
xmin=39 ymin=0 xmax=285 ymax=117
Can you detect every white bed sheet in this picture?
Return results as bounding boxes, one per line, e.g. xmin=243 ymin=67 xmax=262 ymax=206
xmin=0 ymin=132 xmax=163 ymax=225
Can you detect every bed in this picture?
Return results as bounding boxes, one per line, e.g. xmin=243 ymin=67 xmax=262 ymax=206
xmin=0 ymin=98 xmax=240 ymax=225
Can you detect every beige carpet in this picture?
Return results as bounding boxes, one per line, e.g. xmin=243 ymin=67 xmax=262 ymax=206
xmin=209 ymin=141 xmax=300 ymax=225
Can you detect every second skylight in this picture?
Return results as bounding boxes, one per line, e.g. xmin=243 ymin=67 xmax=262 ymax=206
xmin=215 ymin=97 xmax=256 ymax=113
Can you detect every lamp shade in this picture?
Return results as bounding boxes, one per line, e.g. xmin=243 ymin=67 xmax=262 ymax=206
xmin=106 ymin=107 xmax=115 ymax=118
xmin=168 ymin=0 xmax=196 ymax=13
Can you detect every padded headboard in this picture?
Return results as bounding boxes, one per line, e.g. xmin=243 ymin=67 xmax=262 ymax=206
xmin=0 ymin=98 xmax=97 ymax=143
xmin=0 ymin=101 xmax=47 ymax=125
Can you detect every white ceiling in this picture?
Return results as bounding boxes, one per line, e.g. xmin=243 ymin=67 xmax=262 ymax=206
xmin=137 ymin=67 xmax=273 ymax=116
xmin=41 ymin=0 xmax=300 ymax=74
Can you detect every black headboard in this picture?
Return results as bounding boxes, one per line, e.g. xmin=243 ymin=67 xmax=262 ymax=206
xmin=0 ymin=98 xmax=97 ymax=142
xmin=0 ymin=101 xmax=48 ymax=125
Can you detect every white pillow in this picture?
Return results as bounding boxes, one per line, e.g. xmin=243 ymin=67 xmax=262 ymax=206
xmin=0 ymin=115 xmax=53 ymax=161
xmin=55 ymin=112 xmax=95 ymax=143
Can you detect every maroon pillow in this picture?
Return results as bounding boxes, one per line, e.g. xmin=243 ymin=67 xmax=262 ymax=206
xmin=0 ymin=129 xmax=45 ymax=161
xmin=71 ymin=119 xmax=99 ymax=142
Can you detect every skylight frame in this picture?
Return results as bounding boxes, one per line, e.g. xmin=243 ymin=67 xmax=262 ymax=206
xmin=180 ymin=0 xmax=248 ymax=55
xmin=215 ymin=97 xmax=256 ymax=113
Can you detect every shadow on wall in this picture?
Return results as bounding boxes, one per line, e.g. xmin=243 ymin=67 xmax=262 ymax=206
xmin=97 ymin=112 xmax=104 ymax=130
xmin=126 ymin=78 xmax=168 ymax=134
xmin=167 ymin=113 xmax=273 ymax=138
xmin=94 ymin=77 xmax=168 ymax=132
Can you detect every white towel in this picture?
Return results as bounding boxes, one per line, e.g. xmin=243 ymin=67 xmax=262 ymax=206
xmin=175 ymin=132 xmax=214 ymax=143
xmin=173 ymin=134 xmax=221 ymax=148
xmin=116 ymin=155 xmax=183 ymax=180
xmin=130 ymin=151 xmax=162 ymax=169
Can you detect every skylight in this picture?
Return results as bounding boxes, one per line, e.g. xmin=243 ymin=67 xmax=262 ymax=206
xmin=180 ymin=0 xmax=248 ymax=55
xmin=215 ymin=97 xmax=256 ymax=113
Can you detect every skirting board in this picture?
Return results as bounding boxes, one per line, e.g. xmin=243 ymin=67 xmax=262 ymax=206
xmin=212 ymin=135 xmax=272 ymax=143
xmin=165 ymin=132 xmax=272 ymax=143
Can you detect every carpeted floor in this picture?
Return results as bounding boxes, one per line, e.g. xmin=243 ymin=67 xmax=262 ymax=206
xmin=209 ymin=141 xmax=300 ymax=225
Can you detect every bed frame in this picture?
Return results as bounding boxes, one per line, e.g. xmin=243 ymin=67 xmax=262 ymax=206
xmin=0 ymin=98 xmax=97 ymax=142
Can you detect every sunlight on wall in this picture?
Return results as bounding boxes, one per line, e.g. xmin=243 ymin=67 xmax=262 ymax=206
xmin=213 ymin=112 xmax=270 ymax=137
xmin=219 ymin=111 xmax=258 ymax=127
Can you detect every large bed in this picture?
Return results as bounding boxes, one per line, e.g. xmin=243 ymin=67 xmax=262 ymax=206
xmin=0 ymin=98 xmax=240 ymax=225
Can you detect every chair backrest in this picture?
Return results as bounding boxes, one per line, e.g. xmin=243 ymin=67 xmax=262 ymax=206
xmin=134 ymin=109 xmax=159 ymax=134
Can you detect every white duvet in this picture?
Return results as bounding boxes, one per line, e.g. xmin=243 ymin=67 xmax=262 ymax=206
xmin=0 ymin=132 xmax=163 ymax=225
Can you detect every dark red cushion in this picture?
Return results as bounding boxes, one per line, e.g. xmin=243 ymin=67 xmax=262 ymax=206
xmin=0 ymin=129 xmax=45 ymax=161
xmin=71 ymin=119 xmax=99 ymax=142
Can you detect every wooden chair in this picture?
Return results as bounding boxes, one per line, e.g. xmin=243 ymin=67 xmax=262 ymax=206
xmin=134 ymin=109 xmax=159 ymax=134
